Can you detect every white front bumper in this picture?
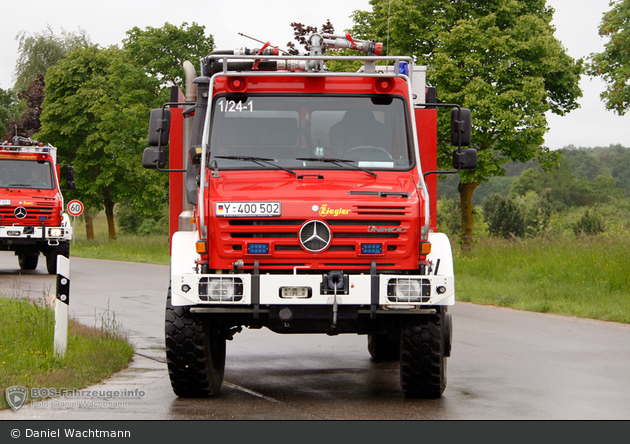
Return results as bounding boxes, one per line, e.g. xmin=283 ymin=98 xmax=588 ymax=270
xmin=171 ymin=271 xmax=454 ymax=307
xmin=0 ymin=224 xmax=72 ymax=242
xmin=170 ymin=230 xmax=455 ymax=308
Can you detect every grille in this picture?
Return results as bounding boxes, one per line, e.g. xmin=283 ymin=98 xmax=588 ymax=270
xmin=221 ymin=205 xmax=412 ymax=260
xmin=0 ymin=202 xmax=56 ymax=226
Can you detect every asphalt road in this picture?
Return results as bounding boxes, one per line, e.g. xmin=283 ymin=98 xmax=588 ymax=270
xmin=1 ymin=250 xmax=630 ymax=420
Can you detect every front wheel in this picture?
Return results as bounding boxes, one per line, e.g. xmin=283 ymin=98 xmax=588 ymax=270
xmin=164 ymin=289 xmax=226 ymax=397
xmin=400 ymin=309 xmax=449 ymax=398
xmin=18 ymin=252 xmax=39 ymax=270
xmin=46 ymin=241 xmax=70 ymax=275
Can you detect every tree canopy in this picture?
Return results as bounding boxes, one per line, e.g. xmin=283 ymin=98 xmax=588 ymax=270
xmin=37 ymin=22 xmax=216 ymax=240
xmin=350 ymin=0 xmax=583 ymax=245
xmin=122 ymin=22 xmax=214 ymax=90
xmin=588 ymin=0 xmax=630 ymax=115
xmin=37 ymin=45 xmax=167 ymax=239
xmin=0 ymin=87 xmax=20 ymax=139
xmin=13 ymin=25 xmax=91 ymax=93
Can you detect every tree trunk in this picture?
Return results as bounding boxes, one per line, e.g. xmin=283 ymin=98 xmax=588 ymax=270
xmin=104 ymin=198 xmax=116 ymax=240
xmin=84 ymin=213 xmax=95 ymax=241
xmin=458 ymin=180 xmax=479 ymax=249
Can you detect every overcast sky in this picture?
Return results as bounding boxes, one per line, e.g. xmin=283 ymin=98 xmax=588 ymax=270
xmin=1 ymin=0 xmax=628 ymax=150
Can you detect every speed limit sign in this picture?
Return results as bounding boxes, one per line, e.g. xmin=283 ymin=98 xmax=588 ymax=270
xmin=67 ymin=200 xmax=84 ymax=217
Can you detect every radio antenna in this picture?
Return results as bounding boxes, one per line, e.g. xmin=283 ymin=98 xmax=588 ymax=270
xmin=238 ymin=32 xmax=289 ymax=54
xmin=387 ymin=0 xmax=392 ymax=56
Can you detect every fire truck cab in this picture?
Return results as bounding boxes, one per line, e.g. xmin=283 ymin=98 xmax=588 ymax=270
xmin=0 ymin=138 xmax=74 ymax=274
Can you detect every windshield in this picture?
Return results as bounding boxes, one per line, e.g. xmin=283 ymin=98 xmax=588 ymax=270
xmin=208 ymin=95 xmax=412 ymax=171
xmin=0 ymin=159 xmax=54 ymax=190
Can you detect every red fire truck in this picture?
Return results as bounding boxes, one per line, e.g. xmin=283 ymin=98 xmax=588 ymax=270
xmin=0 ymin=137 xmax=75 ymax=274
xmin=143 ymin=33 xmax=475 ymax=398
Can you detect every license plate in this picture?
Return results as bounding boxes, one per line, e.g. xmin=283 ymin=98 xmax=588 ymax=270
xmin=215 ymin=202 xmax=281 ymax=217
xmin=280 ymin=287 xmax=312 ymax=298
xmin=0 ymin=200 xmax=10 ymax=205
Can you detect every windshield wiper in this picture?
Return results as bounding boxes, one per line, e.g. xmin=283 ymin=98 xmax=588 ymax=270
xmin=214 ymin=156 xmax=296 ymax=177
xmin=7 ymin=183 xmax=44 ymax=191
xmin=296 ymin=157 xmax=377 ymax=178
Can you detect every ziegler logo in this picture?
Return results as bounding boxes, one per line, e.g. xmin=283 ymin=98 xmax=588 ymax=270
xmin=318 ymin=204 xmax=351 ymax=217
xmin=367 ymin=226 xmax=407 ymax=233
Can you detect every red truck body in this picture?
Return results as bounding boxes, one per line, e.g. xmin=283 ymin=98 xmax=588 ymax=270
xmin=144 ymin=34 xmax=473 ymax=399
xmin=0 ymin=142 xmax=73 ymax=273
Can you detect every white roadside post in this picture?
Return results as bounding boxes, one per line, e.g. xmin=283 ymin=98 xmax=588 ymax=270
xmin=54 ymin=255 xmax=70 ymax=358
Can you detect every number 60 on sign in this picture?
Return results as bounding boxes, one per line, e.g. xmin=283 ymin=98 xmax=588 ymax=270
xmin=67 ymin=200 xmax=84 ymax=216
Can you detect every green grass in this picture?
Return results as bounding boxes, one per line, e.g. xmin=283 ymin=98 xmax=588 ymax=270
xmin=71 ymin=236 xmax=170 ymax=265
xmin=69 ymin=214 xmax=170 ymax=265
xmin=454 ymin=235 xmax=630 ymax=323
xmin=0 ymin=295 xmax=135 ymax=410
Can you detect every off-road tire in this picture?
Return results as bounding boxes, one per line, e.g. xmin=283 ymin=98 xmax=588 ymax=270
xmin=46 ymin=241 xmax=70 ymax=275
xmin=18 ymin=252 xmax=39 ymax=270
xmin=165 ymin=289 xmax=226 ymax=397
xmin=368 ymin=330 xmax=401 ymax=361
xmin=400 ymin=311 xmax=447 ymax=398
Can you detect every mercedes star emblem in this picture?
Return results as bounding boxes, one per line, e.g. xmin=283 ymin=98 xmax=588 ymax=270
xmin=299 ymin=220 xmax=331 ymax=253
xmin=14 ymin=207 xmax=27 ymax=219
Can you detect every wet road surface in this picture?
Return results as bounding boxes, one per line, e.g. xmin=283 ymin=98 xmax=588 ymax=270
xmin=1 ymin=251 xmax=630 ymax=420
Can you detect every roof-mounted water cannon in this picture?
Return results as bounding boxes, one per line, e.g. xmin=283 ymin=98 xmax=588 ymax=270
xmin=318 ymin=32 xmax=383 ymax=72
xmin=321 ymin=32 xmax=383 ymax=56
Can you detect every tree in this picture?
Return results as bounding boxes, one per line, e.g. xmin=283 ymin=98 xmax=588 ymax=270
xmin=351 ymin=0 xmax=583 ymax=246
xmin=588 ymin=0 xmax=630 ymax=115
xmin=122 ymin=22 xmax=214 ymax=90
xmin=37 ymin=45 xmax=166 ymax=240
xmin=0 ymin=87 xmax=20 ymax=140
xmin=4 ymin=74 xmax=46 ymax=139
xmin=287 ymin=20 xmax=335 ymax=55
xmin=611 ymin=149 xmax=630 ymax=194
xmin=13 ymin=25 xmax=91 ymax=92
xmin=38 ymin=23 xmax=216 ymax=240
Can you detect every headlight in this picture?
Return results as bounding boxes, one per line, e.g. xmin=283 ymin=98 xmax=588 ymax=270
xmin=48 ymin=228 xmax=64 ymax=237
xmin=387 ymin=278 xmax=431 ymax=303
xmin=199 ymin=277 xmax=243 ymax=302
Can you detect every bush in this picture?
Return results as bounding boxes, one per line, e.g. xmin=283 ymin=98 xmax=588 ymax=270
xmin=116 ymin=202 xmax=169 ymax=236
xmin=520 ymin=189 xmax=554 ymax=236
xmin=482 ymin=194 xmax=525 ymax=238
xmin=437 ymin=198 xmax=461 ymax=237
xmin=116 ymin=203 xmax=145 ymax=234
xmin=573 ymin=209 xmax=606 ymax=236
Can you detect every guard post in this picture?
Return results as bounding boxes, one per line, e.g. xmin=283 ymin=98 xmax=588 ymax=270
xmin=54 ymin=255 xmax=70 ymax=358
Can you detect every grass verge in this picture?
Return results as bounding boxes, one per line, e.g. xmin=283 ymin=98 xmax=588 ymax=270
xmin=0 ymin=295 xmax=135 ymax=410
xmin=69 ymin=214 xmax=169 ymax=265
xmin=454 ymin=235 xmax=630 ymax=323
xmin=71 ymin=236 xmax=169 ymax=266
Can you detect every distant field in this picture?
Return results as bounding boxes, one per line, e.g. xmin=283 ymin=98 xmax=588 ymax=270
xmin=454 ymin=235 xmax=630 ymax=324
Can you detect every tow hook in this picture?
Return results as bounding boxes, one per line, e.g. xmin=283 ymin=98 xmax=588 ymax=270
xmin=227 ymin=325 xmax=242 ymax=340
xmin=328 ymin=271 xmax=344 ymax=328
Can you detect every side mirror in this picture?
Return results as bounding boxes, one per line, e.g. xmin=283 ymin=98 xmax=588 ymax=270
xmin=67 ymin=181 xmax=76 ymax=190
xmin=142 ymin=147 xmax=167 ymax=170
xmin=66 ymin=165 xmax=75 ymax=181
xmin=452 ymin=148 xmax=477 ymax=170
xmin=148 ymin=108 xmax=171 ymax=147
xmin=451 ymin=107 xmax=471 ymax=147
